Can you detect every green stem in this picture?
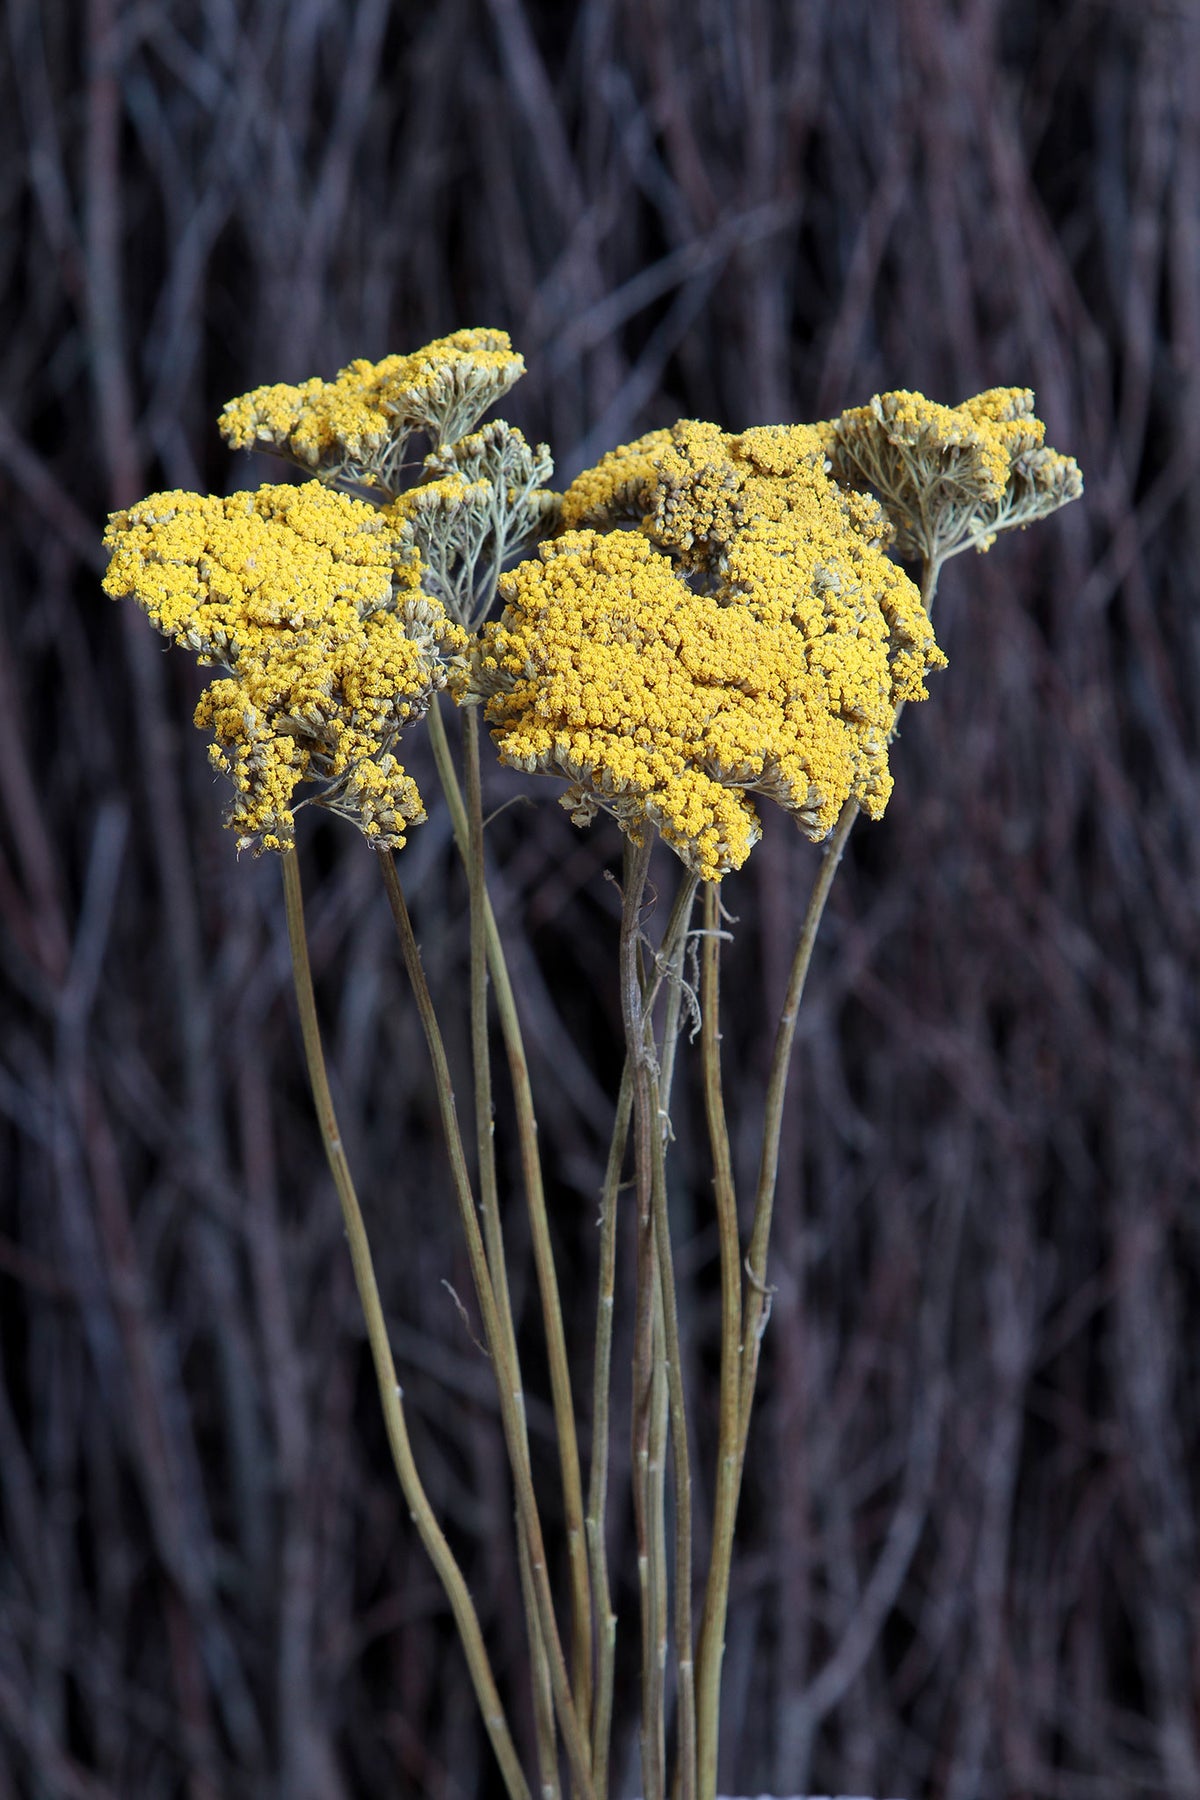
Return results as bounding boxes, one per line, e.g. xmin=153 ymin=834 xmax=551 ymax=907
xmin=736 ymin=796 xmax=857 ymax=1458
xmin=694 ymin=561 xmax=946 ymax=1793
xmin=619 ymin=834 xmax=665 ymax=1800
xmin=734 ymin=560 xmax=943 ymax=1560
xmin=280 ymin=850 xmax=530 ymax=1800
xmin=462 ymin=706 xmax=517 ymax=1351
xmin=432 ymin=698 xmax=594 ymax=1755
xmin=641 ymin=866 xmax=702 ymax=1800
xmin=694 ymin=882 xmax=742 ymax=1800
xmin=519 ymin=1520 xmax=562 ymax=1800
xmin=648 ymin=1273 xmax=669 ymax=1794
xmin=647 ymin=1057 xmax=695 ymax=1800
xmin=376 ymin=849 xmax=595 ymax=1800
xmin=656 ymin=874 xmax=700 ymax=1114
xmin=585 ymin=1058 xmax=630 ymax=1800
xmin=586 ymin=871 xmax=697 ymax=1800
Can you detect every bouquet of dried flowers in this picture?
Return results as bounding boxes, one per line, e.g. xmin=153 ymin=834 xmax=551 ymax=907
xmin=103 ymin=329 xmax=1080 ymax=1800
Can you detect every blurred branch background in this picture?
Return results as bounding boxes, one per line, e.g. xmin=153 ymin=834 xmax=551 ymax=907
xmin=1 ymin=0 xmax=1198 ymax=1796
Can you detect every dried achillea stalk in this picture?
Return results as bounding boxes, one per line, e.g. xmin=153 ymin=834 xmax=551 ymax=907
xmin=101 ymin=329 xmax=1085 ymax=1800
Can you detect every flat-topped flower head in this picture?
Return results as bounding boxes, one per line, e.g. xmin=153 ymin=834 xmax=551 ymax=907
xmin=219 ymin=328 xmax=525 ymax=498
xmin=102 ymin=482 xmax=465 ymax=853
xmin=468 ymin=506 xmax=945 ymax=880
xmin=829 ymin=387 xmax=1083 ymax=563
xmin=560 ymin=413 xmax=937 ymax=681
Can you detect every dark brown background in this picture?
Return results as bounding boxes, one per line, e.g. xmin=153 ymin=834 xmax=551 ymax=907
xmin=1 ymin=1 xmax=1197 ymax=1796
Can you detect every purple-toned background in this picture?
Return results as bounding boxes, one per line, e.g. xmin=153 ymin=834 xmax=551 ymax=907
xmin=1 ymin=2 xmax=1197 ymax=1796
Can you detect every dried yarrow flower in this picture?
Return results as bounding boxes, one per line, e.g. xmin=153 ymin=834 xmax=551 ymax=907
xmin=218 ymin=328 xmax=526 ymax=498
xmin=827 ymin=387 xmax=1083 ymax=564
xmin=102 ymin=482 xmax=464 ymax=853
xmin=468 ymin=451 xmax=945 ymax=880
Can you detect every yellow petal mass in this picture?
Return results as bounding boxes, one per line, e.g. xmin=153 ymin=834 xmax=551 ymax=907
xmin=471 ymin=442 xmax=946 ymax=879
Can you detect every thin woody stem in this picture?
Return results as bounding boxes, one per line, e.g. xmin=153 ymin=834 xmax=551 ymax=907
xmin=736 ymin=795 xmax=857 ymax=1455
xmin=462 ymin=705 xmax=518 ymax=1354
xmin=694 ymin=562 xmax=946 ymax=1797
xmin=519 ymin=1522 xmax=562 ymax=1800
xmin=280 ymin=849 xmax=530 ymax=1800
xmin=736 ymin=558 xmax=945 ymax=1554
xmin=655 ymin=874 xmax=700 ymax=1113
xmin=636 ymin=872 xmax=700 ymax=1800
xmin=648 ymin=1275 xmax=669 ymax=1795
xmin=694 ymin=881 xmax=742 ymax=1800
xmin=647 ymin=1060 xmax=695 ymax=1800
xmin=637 ymin=871 xmax=701 ymax=1800
xmin=431 ymin=699 xmax=594 ymax=1744
xmin=586 ymin=869 xmax=697 ymax=1799
xmin=461 ymin=705 xmax=562 ymax=1767
xmin=376 ymin=849 xmax=595 ymax=1800
xmin=586 ymin=1057 xmax=630 ymax=1800
xmin=619 ymin=833 xmax=665 ymax=1800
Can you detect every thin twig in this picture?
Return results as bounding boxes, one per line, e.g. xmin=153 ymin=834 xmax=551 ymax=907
xmin=619 ymin=834 xmax=665 ymax=1800
xmin=280 ymin=849 xmax=530 ymax=1800
xmin=518 ymin=1522 xmax=562 ymax=1800
xmin=376 ymin=848 xmax=595 ymax=1800
xmin=648 ymin=1064 xmax=696 ymax=1800
xmin=585 ymin=1057 xmax=630 ymax=1800
xmin=694 ymin=880 xmax=742 ymax=1800
xmin=736 ymin=799 xmax=857 ymax=1460
xmin=432 ymin=697 xmax=595 ymax=1752
xmin=737 ymin=560 xmax=944 ymax=1547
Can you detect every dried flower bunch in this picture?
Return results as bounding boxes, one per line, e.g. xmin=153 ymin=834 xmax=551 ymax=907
xmin=101 ymin=328 xmax=1082 ymax=1800
xmin=101 ymin=330 xmax=561 ymax=851
xmin=102 ymin=332 xmax=1082 ymax=877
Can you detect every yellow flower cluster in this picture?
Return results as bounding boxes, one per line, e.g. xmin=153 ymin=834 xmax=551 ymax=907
xmin=218 ymin=328 xmax=525 ymax=496
xmin=471 ymin=422 xmax=946 ymax=880
xmin=105 ymin=339 xmax=1081 ymax=879
xmin=102 ymin=483 xmax=464 ymax=853
xmin=829 ymin=387 xmax=1083 ymax=563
